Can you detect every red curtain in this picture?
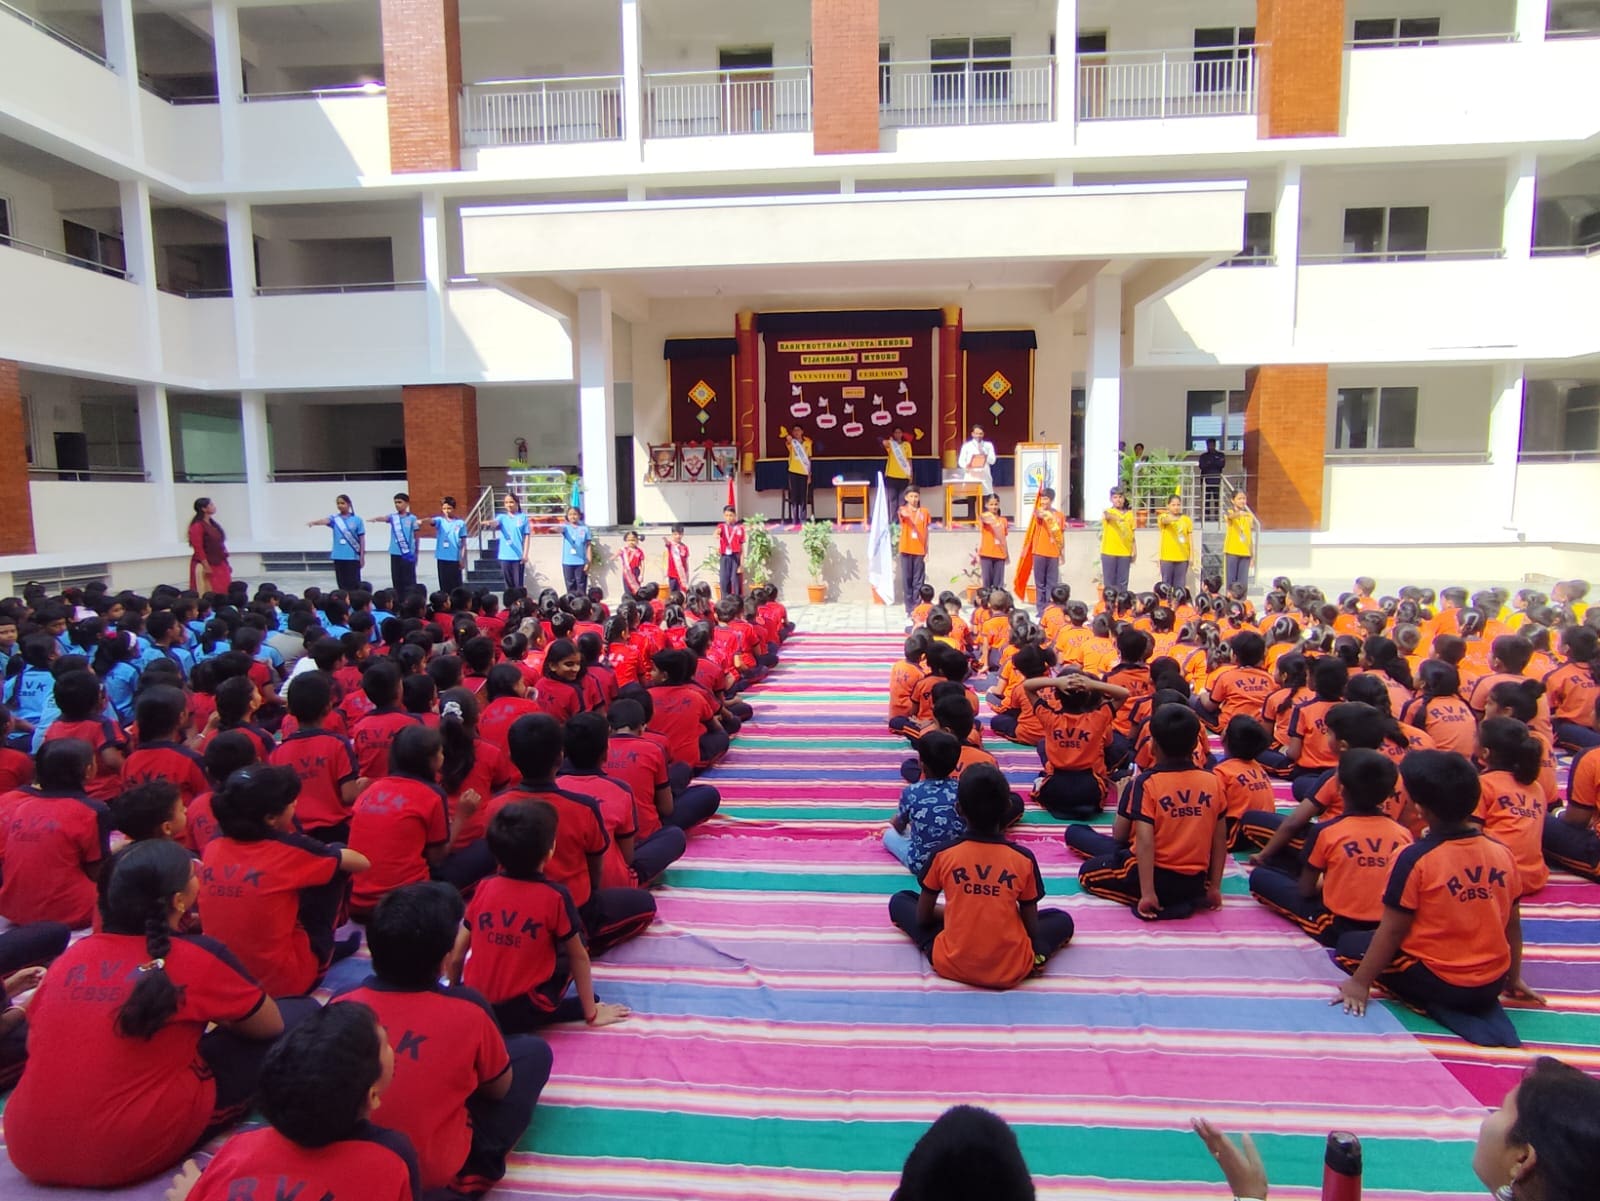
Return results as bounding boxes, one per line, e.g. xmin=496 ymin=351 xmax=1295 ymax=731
xmin=668 ymin=352 xmax=735 ymax=445
xmin=963 ymin=345 xmax=1034 ymax=456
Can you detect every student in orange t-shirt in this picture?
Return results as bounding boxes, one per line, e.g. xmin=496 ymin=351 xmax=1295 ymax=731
xmin=888 ymin=633 xmax=931 ymax=727
xmin=898 ymin=487 xmax=933 ymax=618
xmin=1333 ymin=750 xmax=1542 ymax=1028
xmin=889 ymin=764 xmax=1074 ymax=988
xmin=1467 ymin=635 xmax=1553 ymax=743
xmin=1545 ymin=626 xmax=1600 ymax=750
xmin=977 ymin=494 xmax=1010 ymax=596
xmin=1211 ymin=716 xmax=1278 ymax=849
xmin=1023 ymin=672 xmax=1130 ymax=819
xmin=1078 ymin=705 xmax=1226 ymax=921
xmin=1546 ymin=721 xmax=1600 ymax=882
xmin=1197 ymin=631 xmax=1277 ymax=735
xmin=1400 ymin=660 xmax=1477 ymax=758
xmin=1284 ymin=657 xmax=1349 ymax=797
xmin=1475 ymin=718 xmax=1549 ymax=897
xmin=1249 ymin=748 xmax=1411 ymax=947
xmin=1025 ymin=488 xmax=1066 ymax=619
xmin=989 ymin=645 xmax=1049 ymax=748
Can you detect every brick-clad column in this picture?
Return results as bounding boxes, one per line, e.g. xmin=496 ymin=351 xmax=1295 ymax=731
xmin=1256 ymin=0 xmax=1345 ymax=139
xmin=0 ymin=361 xmax=37 ymax=554
xmin=1243 ymin=365 xmax=1328 ymax=530
xmin=811 ymin=0 xmax=880 ymax=154
xmin=380 ymin=0 xmax=463 ymax=172
xmin=403 ymin=385 xmax=479 ymax=528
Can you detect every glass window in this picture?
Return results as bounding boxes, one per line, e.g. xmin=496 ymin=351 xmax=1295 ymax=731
xmin=1193 ymin=27 xmax=1254 ymax=91
xmin=1398 ymin=17 xmax=1442 ymax=44
xmin=1343 ymin=208 xmax=1384 ymax=257
xmin=1335 ymin=388 xmax=1375 ymax=449
xmin=1335 ymin=387 xmax=1417 ymax=450
xmin=1354 ymin=17 xmax=1441 ymax=46
xmin=1523 ymin=380 xmax=1600 ymax=456
xmin=0 ymin=196 xmax=11 ymax=246
xmin=1376 ymin=387 xmax=1418 ymax=448
xmin=879 ymin=42 xmax=892 ymax=105
xmin=1186 ymin=390 xmax=1246 ymax=452
xmin=1343 ymin=207 xmax=1429 ymax=261
xmin=1236 ymin=211 xmax=1273 ymax=264
xmin=81 ymin=398 xmax=143 ymax=470
xmin=1386 ymin=207 xmax=1430 ymax=259
xmin=1353 ymin=18 xmax=1399 ymax=42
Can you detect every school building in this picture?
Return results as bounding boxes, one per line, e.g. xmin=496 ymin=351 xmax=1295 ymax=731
xmin=1 ymin=0 xmax=1598 ymax=596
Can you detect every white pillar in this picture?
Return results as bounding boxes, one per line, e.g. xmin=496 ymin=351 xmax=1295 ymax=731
xmin=118 ymin=179 xmax=161 ymax=373
xmin=240 ymin=390 xmax=271 ymax=540
xmin=1083 ymin=273 xmax=1121 ymax=514
xmin=1273 ymin=162 xmax=1303 ymax=342
xmin=1503 ymin=152 xmax=1538 ymax=260
xmin=1488 ymin=363 xmax=1526 ymax=527
xmin=1055 ymin=0 xmax=1077 ymax=142
xmin=620 ymin=0 xmax=644 ymax=158
xmin=225 ymin=199 xmax=256 ymax=378
xmin=211 ymin=0 xmax=244 ymax=179
xmin=578 ymin=289 xmax=617 ymax=525
xmin=102 ymin=0 xmax=144 ymax=158
xmin=421 ymin=192 xmax=448 ymax=373
xmin=1515 ymin=0 xmax=1548 ymax=42
xmin=137 ymin=385 xmax=177 ymax=539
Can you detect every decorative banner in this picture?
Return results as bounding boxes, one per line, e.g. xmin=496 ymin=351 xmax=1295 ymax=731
xmin=664 ymin=338 xmax=736 ymax=445
xmin=760 ymin=314 xmax=937 ymax=459
xmin=961 ymin=330 xmax=1037 ymax=457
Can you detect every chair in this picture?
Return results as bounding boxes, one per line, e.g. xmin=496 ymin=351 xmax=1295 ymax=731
xmin=835 ymin=482 xmax=869 ymax=527
xmin=780 ymin=477 xmax=815 ymax=524
xmin=944 ymin=482 xmax=984 ymax=529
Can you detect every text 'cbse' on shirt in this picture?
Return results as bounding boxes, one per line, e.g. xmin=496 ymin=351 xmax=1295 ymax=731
xmin=1383 ymin=828 xmax=1521 ymax=987
xmin=1475 ymin=769 xmax=1549 ymax=895
xmin=461 ymin=872 xmax=582 ymax=1011
xmin=270 ymin=727 xmax=360 ymax=833
xmin=921 ymin=835 xmax=1045 ymax=990
xmin=348 ymin=775 xmax=449 ymax=912
xmin=1126 ymin=764 xmax=1224 ymax=876
xmin=0 ymin=789 xmax=110 ymax=927
xmin=1304 ymin=813 xmax=1413 ymax=923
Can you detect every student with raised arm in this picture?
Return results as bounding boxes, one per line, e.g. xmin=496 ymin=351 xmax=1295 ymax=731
xmin=1223 ymin=489 xmax=1256 ymax=592
xmin=307 ymin=494 xmax=366 ymax=591
xmin=366 ymin=492 xmax=421 ymax=595
xmin=784 ymin=424 xmax=813 ymax=523
xmin=1156 ymin=494 xmax=1194 ymax=592
xmin=882 ymin=426 xmax=913 ymax=513
xmin=429 ymin=495 xmax=469 ymax=594
xmin=1100 ymin=486 xmax=1136 ymax=595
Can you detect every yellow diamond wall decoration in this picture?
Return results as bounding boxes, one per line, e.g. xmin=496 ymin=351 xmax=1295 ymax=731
xmin=688 ymin=381 xmax=716 ymax=408
xmin=983 ymin=371 xmax=1012 ymax=401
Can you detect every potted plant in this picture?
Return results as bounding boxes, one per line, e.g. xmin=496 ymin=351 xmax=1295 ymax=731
xmin=697 ymin=547 xmax=722 ymax=598
xmin=800 ymin=518 xmax=833 ymax=604
xmin=1134 ymin=450 xmax=1186 ymax=515
xmin=952 ymin=551 xmax=983 ymax=602
xmin=741 ymin=516 xmax=774 ymax=588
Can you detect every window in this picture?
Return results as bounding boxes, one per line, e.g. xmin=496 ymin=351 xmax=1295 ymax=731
xmin=0 ymin=196 xmax=11 ymax=247
xmin=1522 ymin=380 xmax=1600 ymax=456
xmin=81 ymin=398 xmax=143 ymax=471
xmin=1193 ymin=26 xmax=1256 ymax=91
xmin=1232 ymin=211 xmax=1274 ymax=264
xmin=62 ymin=219 xmax=127 ymax=277
xmin=1186 ymin=390 xmax=1246 ymax=453
xmin=20 ymin=392 xmax=33 ymax=464
xmin=879 ymin=41 xmax=892 ymax=105
xmin=930 ymin=36 xmax=1012 ymax=102
xmin=1353 ymin=17 xmax=1442 ymax=45
xmin=1342 ymin=206 xmax=1429 ymax=261
xmin=1334 ymin=387 xmax=1418 ymax=450
xmin=1077 ymin=32 xmax=1109 ymax=54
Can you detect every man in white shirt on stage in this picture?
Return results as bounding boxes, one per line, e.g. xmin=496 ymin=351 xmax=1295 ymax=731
xmin=958 ymin=425 xmax=996 ymax=496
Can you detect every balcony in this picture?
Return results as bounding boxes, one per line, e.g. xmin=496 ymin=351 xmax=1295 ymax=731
xmin=643 ymin=66 xmax=811 ymax=138
xmin=880 ymin=57 xmax=1054 ymax=129
xmin=0 ymin=3 xmax=133 ymax=162
xmin=250 ymin=287 xmax=429 ymax=386
xmin=0 ymin=240 xmax=149 ymax=377
xmin=1077 ymin=47 xmax=1259 ymax=121
xmin=462 ymin=76 xmax=624 ymax=147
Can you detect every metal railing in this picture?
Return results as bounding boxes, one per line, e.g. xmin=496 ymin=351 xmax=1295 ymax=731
xmin=156 ymin=283 xmax=232 ymax=299
xmin=462 ymin=75 xmax=625 ymax=147
xmin=880 ymin=56 xmax=1055 ymax=128
xmin=241 ymin=82 xmax=386 ymax=102
xmin=0 ymin=235 xmax=132 ymax=280
xmin=1222 ymin=253 xmax=1276 ymax=267
xmin=253 ymin=280 xmax=425 ymax=296
xmin=1346 ymin=32 xmax=1519 ymax=48
xmin=644 ymin=65 xmax=812 ymax=138
xmin=1547 ymin=26 xmax=1600 ymax=39
xmin=1518 ymin=448 xmax=1600 ymax=461
xmin=269 ymin=469 xmax=408 ymax=482
xmin=1077 ymin=47 xmax=1259 ymax=120
xmin=465 ymin=485 xmax=496 ymax=553
xmin=28 ymin=465 xmax=145 ymax=482
xmin=1532 ymin=242 xmax=1600 ymax=257
xmin=0 ymin=0 xmax=107 ymax=65
xmin=1326 ymin=450 xmax=1490 ymax=464
xmin=1299 ymin=248 xmax=1506 ymax=263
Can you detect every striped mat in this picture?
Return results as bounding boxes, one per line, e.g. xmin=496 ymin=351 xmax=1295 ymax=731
xmin=3 ymin=631 xmax=1595 ymax=1199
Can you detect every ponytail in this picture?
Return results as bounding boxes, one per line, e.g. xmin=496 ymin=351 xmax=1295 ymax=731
xmin=1417 ymin=659 xmax=1461 ymax=702
xmin=1481 ymin=716 xmax=1543 ymax=787
xmin=100 ymin=841 xmax=191 ymax=1041
xmin=1489 ymin=678 xmax=1544 ymax=724
xmin=438 ymin=687 xmax=478 ymax=795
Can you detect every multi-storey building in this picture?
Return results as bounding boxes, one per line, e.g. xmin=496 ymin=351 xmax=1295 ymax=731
xmin=1 ymin=0 xmax=1597 ymax=590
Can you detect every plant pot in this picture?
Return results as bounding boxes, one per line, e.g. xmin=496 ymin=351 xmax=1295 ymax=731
xmin=711 ymin=586 xmax=721 ymax=600
xmin=806 ymin=582 xmax=827 ymax=604
xmin=965 ymin=585 xmax=979 ymax=602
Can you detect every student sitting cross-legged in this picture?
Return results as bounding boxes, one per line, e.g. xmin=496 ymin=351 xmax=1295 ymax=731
xmin=884 ymin=731 xmax=965 ymax=875
xmin=338 ymin=882 xmax=552 ymax=1199
xmin=889 ymin=764 xmax=1074 ymax=989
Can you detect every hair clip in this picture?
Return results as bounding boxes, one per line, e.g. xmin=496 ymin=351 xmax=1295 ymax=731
xmin=137 ymin=958 xmax=165 ymax=973
xmin=441 ymin=700 xmax=464 ymax=719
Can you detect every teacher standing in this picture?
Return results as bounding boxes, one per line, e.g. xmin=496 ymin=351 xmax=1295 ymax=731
xmin=958 ymin=425 xmax=996 ymax=495
xmin=187 ymin=497 xmax=231 ymax=594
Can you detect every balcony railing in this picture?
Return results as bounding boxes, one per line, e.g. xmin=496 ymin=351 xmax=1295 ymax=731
xmin=644 ymin=66 xmax=811 ymax=138
xmin=1077 ymin=47 xmax=1259 ymax=120
xmin=880 ymin=56 xmax=1055 ymax=128
xmin=0 ymin=235 xmax=132 ymax=280
xmin=253 ymin=280 xmax=425 ymax=296
xmin=1345 ymin=32 xmax=1518 ymax=48
xmin=0 ymin=0 xmax=107 ymax=66
xmin=241 ymin=82 xmax=386 ymax=102
xmin=462 ymin=76 xmax=625 ymax=147
xmin=1300 ymin=248 xmax=1506 ymax=264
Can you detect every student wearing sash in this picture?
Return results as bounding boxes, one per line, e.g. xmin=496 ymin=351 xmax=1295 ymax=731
xmin=368 ymin=493 xmax=422 ymax=594
xmin=308 ymin=494 xmax=366 ymax=591
xmin=430 ymin=496 xmax=468 ymax=594
xmin=882 ymin=428 xmax=913 ymax=514
xmin=717 ymin=506 xmax=745 ymax=599
xmin=495 ymin=494 xmax=532 ymax=593
xmin=617 ymin=530 xmax=645 ymax=596
xmin=1224 ymin=489 xmax=1256 ymax=591
xmin=785 ymin=425 xmax=813 ymax=523
xmin=561 ymin=507 xmax=592 ymax=597
xmin=1100 ymin=486 xmax=1136 ymax=594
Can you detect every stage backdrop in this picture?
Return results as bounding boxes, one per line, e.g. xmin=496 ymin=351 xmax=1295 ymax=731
xmin=664 ymin=337 xmax=737 ymax=445
xmin=961 ymin=329 xmax=1036 ymax=456
xmin=759 ymin=310 xmax=938 ymax=460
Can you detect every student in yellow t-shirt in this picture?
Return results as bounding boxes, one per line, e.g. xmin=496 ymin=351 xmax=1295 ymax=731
xmin=882 ymin=427 xmax=913 ymax=514
xmin=785 ymin=425 xmax=813 ymax=523
xmin=1224 ymin=490 xmax=1256 ymax=593
xmin=1100 ymin=486 xmax=1136 ymax=595
xmin=1156 ymin=494 xmax=1194 ymax=592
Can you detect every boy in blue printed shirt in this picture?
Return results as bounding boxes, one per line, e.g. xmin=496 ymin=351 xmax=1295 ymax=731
xmin=431 ymin=496 xmax=468 ymax=594
xmin=368 ymin=493 xmax=422 ymax=595
xmin=884 ymin=731 xmax=966 ymax=875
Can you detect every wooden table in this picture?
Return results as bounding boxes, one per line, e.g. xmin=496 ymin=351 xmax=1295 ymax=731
xmin=944 ymin=481 xmax=984 ymax=528
xmin=834 ymin=482 xmax=869 ymax=526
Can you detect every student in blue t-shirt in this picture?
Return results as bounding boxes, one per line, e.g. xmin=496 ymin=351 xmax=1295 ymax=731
xmin=307 ymin=494 xmax=367 ymax=591
xmin=883 ymin=731 xmax=966 ymax=876
xmin=430 ymin=496 xmax=469 ymax=594
xmin=495 ymin=494 xmax=531 ymax=593
xmin=560 ymin=507 xmax=592 ymax=598
xmin=367 ymin=493 xmax=422 ymax=596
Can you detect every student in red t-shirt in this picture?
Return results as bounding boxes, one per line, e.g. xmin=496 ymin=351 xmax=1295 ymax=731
xmin=174 ymin=1001 xmax=417 ymax=1201
xmin=271 ymin=671 xmax=367 ymax=844
xmin=348 ymin=725 xmax=458 ymax=920
xmin=201 ymin=765 xmax=369 ymax=997
xmin=1334 ymin=750 xmax=1544 ymax=1030
xmin=39 ymin=670 xmax=125 ymax=801
xmin=351 ymin=661 xmax=424 ymax=781
xmin=339 ymin=883 xmax=549 ymax=1197
xmin=649 ymin=648 xmax=729 ymax=769
xmin=184 ymin=731 xmax=260 ymax=854
xmin=1249 ymin=748 xmax=1412 ymax=947
xmin=121 ymin=684 xmax=209 ymax=802
xmin=560 ymin=712 xmax=685 ymax=887
xmin=0 ymin=705 xmax=34 ymax=790
xmin=531 ymin=638 xmax=586 ymax=724
xmin=457 ymin=802 xmax=632 ymax=1031
xmin=889 ymin=764 xmax=1074 ymax=989
xmin=1078 ymin=705 xmax=1227 ymax=921
xmin=111 ymin=779 xmax=189 ymax=847
xmin=478 ymin=663 xmax=543 ymax=756
xmin=606 ymin=698 xmax=721 ymax=834
xmin=4 ymin=840 xmax=302 ymax=1188
xmin=0 ymin=739 xmax=110 ymax=929
xmin=437 ymin=686 xmax=516 ymax=857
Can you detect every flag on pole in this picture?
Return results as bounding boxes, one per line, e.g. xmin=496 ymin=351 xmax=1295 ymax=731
xmin=1013 ymin=491 xmax=1042 ymax=596
xmin=867 ymin=471 xmax=896 ymax=606
xmin=569 ymin=477 xmax=583 ymax=511
xmin=725 ymin=472 xmax=737 ymax=516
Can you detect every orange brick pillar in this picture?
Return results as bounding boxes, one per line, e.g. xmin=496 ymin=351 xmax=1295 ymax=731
xmin=938 ymin=306 xmax=962 ymax=468
xmin=0 ymin=361 xmax=36 ymax=554
xmin=811 ymin=0 xmax=880 ymax=154
xmin=735 ymin=311 xmax=759 ymax=475
xmin=403 ymin=385 xmax=479 ymax=525
xmin=380 ymin=0 xmax=463 ymax=172
xmin=1243 ymin=365 xmax=1328 ymax=529
xmin=1256 ymin=0 xmax=1345 ymax=138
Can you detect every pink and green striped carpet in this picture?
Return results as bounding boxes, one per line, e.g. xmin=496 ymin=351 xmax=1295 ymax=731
xmin=3 ymin=631 xmax=1595 ymax=1199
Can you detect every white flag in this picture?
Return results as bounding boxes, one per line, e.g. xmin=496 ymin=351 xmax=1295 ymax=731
xmin=868 ymin=470 xmax=896 ymax=605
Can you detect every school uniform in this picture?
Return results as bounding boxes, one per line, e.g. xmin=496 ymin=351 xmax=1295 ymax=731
xmin=1205 ymin=665 xmax=1276 ymax=733
xmin=200 ymin=832 xmax=346 ymax=997
xmin=717 ymin=521 xmax=746 ymax=598
xmin=1078 ymin=764 xmax=1223 ymax=920
xmin=1099 ymin=509 xmax=1135 ymax=593
xmin=976 ymin=513 xmax=1010 ymax=593
xmin=2 ymin=932 xmax=270 ymax=1188
xmin=347 ymin=775 xmax=450 ymax=918
xmin=898 ymin=505 xmax=931 ymax=616
xmin=890 ymin=835 xmax=1073 ymax=989
xmin=884 ymin=438 xmax=912 ymax=513
xmin=432 ymin=514 xmax=468 ymax=593
xmin=558 ymin=768 xmax=685 ymax=887
xmin=1544 ymin=660 xmax=1600 ymax=750
xmin=1250 ymin=813 xmax=1411 ymax=946
xmin=461 ymin=871 xmax=590 ymax=1027
xmin=6 ymin=665 xmax=54 ymax=732
xmin=1223 ymin=510 xmax=1254 ymax=590
xmin=444 ymin=740 xmax=518 ymax=852
xmin=40 ymin=716 xmax=126 ymax=802
xmin=494 ymin=512 xmax=531 ymax=592
xmin=0 ymin=789 xmax=111 ymax=928
xmin=1157 ymin=514 xmax=1193 ymax=591
xmin=339 ymin=978 xmax=547 ymax=1197
xmin=377 ymin=511 xmax=419 ymax=592
xmin=607 ymin=732 xmax=719 ymax=834
xmin=326 ymin=512 xmax=367 ymax=591
xmin=186 ymin=1122 xmax=419 ymax=1201
xmin=270 ymin=727 xmax=361 ymax=841
xmin=1476 ymin=770 xmax=1548 ymax=896
xmin=560 ymin=522 xmax=591 ymax=596
xmin=1212 ymin=756 xmax=1277 ymax=848
xmin=1033 ymin=702 xmax=1115 ymax=820
xmin=1027 ymin=508 xmax=1066 ymax=617
xmin=1399 ymin=693 xmax=1478 ymax=758
xmin=785 ymin=436 xmax=813 ymax=520
xmin=0 ymin=746 xmax=33 ymax=792
xmin=649 ymin=681 xmax=727 ymax=768
xmin=352 ymin=707 xmax=425 ymax=780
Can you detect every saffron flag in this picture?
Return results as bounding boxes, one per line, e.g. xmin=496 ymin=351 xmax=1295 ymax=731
xmin=726 ymin=473 xmax=737 ymax=516
xmin=1013 ymin=492 xmax=1042 ymax=596
xmin=868 ymin=471 xmax=896 ymax=605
